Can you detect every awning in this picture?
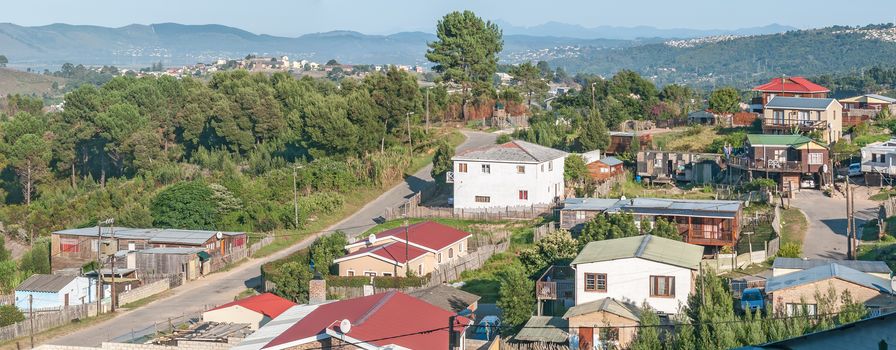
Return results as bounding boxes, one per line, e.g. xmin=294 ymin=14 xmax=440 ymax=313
xmin=197 ymin=251 xmax=211 ymax=261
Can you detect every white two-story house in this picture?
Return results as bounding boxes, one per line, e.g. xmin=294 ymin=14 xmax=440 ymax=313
xmin=451 ymin=140 xmax=567 ymax=210
xmin=570 ymin=235 xmax=704 ymax=315
xmin=861 ymin=139 xmax=896 ymax=177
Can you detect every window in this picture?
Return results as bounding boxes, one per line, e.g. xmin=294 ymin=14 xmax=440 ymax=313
xmin=459 ymin=242 xmax=465 ymax=252
xmin=347 ymin=270 xmax=355 ymax=276
xmin=785 ymin=303 xmax=817 ymax=317
xmin=600 ymin=168 xmax=609 ymax=173
xmin=481 ymin=164 xmax=491 ymax=174
xmin=773 ymin=110 xmax=784 ymax=123
xmin=584 ymin=273 xmax=607 ymax=292
xmin=60 ymin=238 xmax=80 ymax=253
xmin=654 ymin=158 xmax=662 ymax=167
xmin=541 ymin=164 xmax=545 ymax=172
xmin=475 ymin=196 xmax=491 ymax=203
xmin=517 ymin=165 xmax=526 ymax=174
xmin=418 ymin=264 xmax=423 ymax=276
xmin=650 ymin=276 xmax=675 ymax=297
xmin=458 ymin=163 xmax=468 ymax=173
xmin=382 ymin=272 xmax=393 ymax=277
xmin=448 ymin=248 xmax=454 ymax=259
xmin=519 ymin=190 xmax=528 ymax=200
xmin=364 ymin=272 xmax=377 ymax=277
xmin=808 ymin=153 xmax=823 ymax=165
xmin=548 ymin=161 xmax=553 ymax=171
xmin=438 ymin=253 xmax=443 ymax=263
xmin=797 ymin=111 xmax=809 ymax=123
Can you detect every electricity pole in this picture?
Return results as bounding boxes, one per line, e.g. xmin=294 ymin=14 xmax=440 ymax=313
xmin=110 ymin=221 xmax=116 ymax=312
xmin=292 ymin=165 xmax=304 ymax=228
xmin=29 ymin=295 xmax=33 ymax=349
xmin=406 ymin=112 xmax=414 ymax=159
xmin=96 ymin=224 xmax=102 ymax=315
xmin=425 ymin=87 xmax=430 ymax=132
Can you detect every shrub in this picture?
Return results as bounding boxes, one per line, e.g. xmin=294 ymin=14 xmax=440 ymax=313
xmin=0 ymin=305 xmax=24 ymax=327
xmin=495 ymin=134 xmax=512 ymax=144
xmin=777 ymin=242 xmax=802 ymax=258
xmin=151 ymin=181 xmax=219 ymax=229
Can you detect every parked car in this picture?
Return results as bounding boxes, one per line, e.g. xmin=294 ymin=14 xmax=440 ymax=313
xmin=740 ymin=288 xmax=765 ymax=312
xmin=848 ymin=163 xmax=862 ymax=177
xmin=471 ymin=315 xmax=500 ymax=341
xmin=800 ymin=176 xmax=815 ymax=189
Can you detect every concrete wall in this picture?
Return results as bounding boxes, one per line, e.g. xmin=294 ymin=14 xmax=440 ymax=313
xmin=453 ymin=157 xmax=565 ymax=209
xmin=202 ymin=306 xmax=264 ymax=330
xmin=117 ymin=279 xmax=170 ymax=306
xmin=574 ymin=257 xmax=694 ymax=314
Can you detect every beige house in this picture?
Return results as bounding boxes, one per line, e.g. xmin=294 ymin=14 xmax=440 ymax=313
xmin=335 ymin=221 xmax=472 ymax=277
xmin=563 ymin=298 xmax=641 ymax=350
xmin=765 ymin=263 xmax=896 ymax=316
xmin=202 ymin=293 xmax=296 ymax=330
xmin=762 ymin=96 xmax=843 ymax=143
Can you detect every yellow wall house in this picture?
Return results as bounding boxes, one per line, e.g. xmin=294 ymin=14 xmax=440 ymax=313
xmin=336 ymin=221 xmax=472 ymax=277
xmin=202 ymin=293 xmax=296 ymax=330
xmin=762 ymin=96 xmax=843 ymax=143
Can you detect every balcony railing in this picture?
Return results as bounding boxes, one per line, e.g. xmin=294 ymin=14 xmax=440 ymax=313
xmin=763 ymin=117 xmax=828 ymax=130
xmin=727 ymin=157 xmax=806 ymax=172
xmin=677 ymin=224 xmax=735 ymax=246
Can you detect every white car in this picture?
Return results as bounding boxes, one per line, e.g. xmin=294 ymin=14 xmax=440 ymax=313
xmin=800 ymin=177 xmax=815 ymax=189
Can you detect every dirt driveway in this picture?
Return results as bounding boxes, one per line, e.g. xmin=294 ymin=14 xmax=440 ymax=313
xmin=790 ymin=187 xmax=879 ymax=259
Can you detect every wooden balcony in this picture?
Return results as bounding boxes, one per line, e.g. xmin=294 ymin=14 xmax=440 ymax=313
xmin=763 ymin=117 xmax=828 ymax=131
xmin=536 ymin=281 xmax=558 ymax=300
xmin=677 ymin=224 xmax=735 ymax=246
xmin=727 ymin=157 xmax=806 ymax=173
xmin=536 ymin=265 xmax=575 ymax=300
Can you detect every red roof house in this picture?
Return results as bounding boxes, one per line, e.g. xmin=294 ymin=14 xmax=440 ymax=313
xmin=752 ymin=77 xmax=830 ymax=106
xmin=236 ymin=291 xmax=472 ymax=350
xmin=203 ymin=293 xmax=296 ymax=329
xmin=336 ymin=221 xmax=472 ymax=277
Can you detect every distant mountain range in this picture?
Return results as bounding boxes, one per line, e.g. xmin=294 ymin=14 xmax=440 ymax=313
xmin=494 ymin=20 xmax=797 ymax=40
xmin=0 ymin=22 xmax=794 ymax=70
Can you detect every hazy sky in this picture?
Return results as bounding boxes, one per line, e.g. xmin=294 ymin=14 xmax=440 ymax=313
xmin=2 ymin=0 xmax=893 ymax=36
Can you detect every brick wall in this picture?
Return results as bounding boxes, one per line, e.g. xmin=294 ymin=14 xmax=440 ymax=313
xmin=770 ymin=278 xmax=882 ymax=313
xmin=118 ymin=279 xmax=170 ymax=306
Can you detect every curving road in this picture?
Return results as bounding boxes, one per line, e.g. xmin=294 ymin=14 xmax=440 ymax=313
xmin=45 ymin=130 xmax=496 ymax=347
xmin=791 ymin=187 xmax=879 ymax=259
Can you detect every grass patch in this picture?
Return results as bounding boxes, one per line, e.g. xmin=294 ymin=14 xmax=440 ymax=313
xmin=858 ymin=242 xmax=896 ymax=271
xmin=652 ymin=126 xmax=721 ymax=152
xmin=861 ymin=217 xmax=896 ymax=242
xmin=456 ymin=222 xmax=536 ymax=303
xmin=253 ymin=130 xmax=467 ymax=258
xmin=608 ymin=176 xmax=717 ymax=200
xmin=235 ymin=288 xmax=258 ymax=300
xmin=869 ymin=188 xmax=896 ymax=201
xmin=780 ymin=208 xmax=808 ymax=244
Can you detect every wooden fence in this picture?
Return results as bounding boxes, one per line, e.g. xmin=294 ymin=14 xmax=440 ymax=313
xmin=496 ymin=339 xmax=569 ymax=350
xmin=427 ymin=241 xmax=510 ymax=287
xmin=248 ymin=235 xmax=275 ymax=256
xmin=384 ymin=204 xmax=554 ymax=222
xmin=533 ymin=222 xmax=559 ymax=242
xmin=0 ymin=302 xmax=110 ymax=341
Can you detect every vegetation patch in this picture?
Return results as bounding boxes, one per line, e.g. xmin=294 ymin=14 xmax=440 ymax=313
xmin=779 ymin=208 xmax=808 ymax=244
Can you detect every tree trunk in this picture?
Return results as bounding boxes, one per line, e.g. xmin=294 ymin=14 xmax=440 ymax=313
xmin=81 ymin=145 xmax=89 ymax=181
xmin=100 ymin=154 xmax=107 ymax=188
xmin=25 ymin=160 xmax=32 ymax=206
xmin=71 ymin=162 xmax=77 ymax=189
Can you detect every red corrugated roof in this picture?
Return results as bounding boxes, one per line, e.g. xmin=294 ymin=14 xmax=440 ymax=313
xmin=263 ymin=291 xmax=470 ymax=350
xmin=209 ymin=293 xmax=296 ymax=318
xmin=339 ymin=241 xmax=428 ymax=264
xmin=373 ymin=221 xmax=472 ymax=251
xmin=752 ymin=77 xmax=829 ymax=93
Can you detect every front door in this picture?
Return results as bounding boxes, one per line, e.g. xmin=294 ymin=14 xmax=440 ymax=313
xmin=579 ymin=327 xmax=593 ymax=350
xmin=64 ymin=293 xmax=69 ymax=307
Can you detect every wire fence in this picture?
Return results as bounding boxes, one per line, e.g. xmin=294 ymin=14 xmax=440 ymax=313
xmin=108 ymin=309 xmax=205 ymax=344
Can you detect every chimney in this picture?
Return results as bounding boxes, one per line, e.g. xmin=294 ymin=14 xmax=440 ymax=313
xmin=308 ymin=273 xmax=326 ymax=304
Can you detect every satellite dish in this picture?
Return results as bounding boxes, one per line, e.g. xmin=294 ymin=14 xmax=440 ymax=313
xmin=367 ymin=234 xmax=377 ymax=245
xmin=216 ymin=231 xmax=223 ymax=240
xmin=339 ymin=319 xmax=352 ymax=334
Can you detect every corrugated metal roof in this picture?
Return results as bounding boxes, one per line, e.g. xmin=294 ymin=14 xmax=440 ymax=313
xmin=561 ymin=197 xmax=741 ymax=219
xmin=561 ymin=197 xmax=622 ymax=211
xmin=765 ymin=96 xmax=836 ymax=110
xmin=746 ymin=134 xmax=817 ymax=147
xmin=865 ymin=94 xmax=896 ymax=103
xmin=562 ymin=298 xmax=640 ymax=321
xmin=772 ymin=258 xmax=892 ymax=274
xmin=572 ymin=235 xmax=704 ymax=270
xmin=16 ymin=274 xmax=78 ymax=292
xmin=53 ymin=227 xmax=244 ymax=246
xmin=765 ymin=263 xmax=894 ymax=294
xmin=138 ymin=247 xmax=205 ymax=255
xmin=452 ymin=140 xmax=567 ymax=163
xmin=231 ymin=304 xmax=326 ymax=350
xmin=514 ymin=316 xmax=569 ymax=343
xmin=598 ymin=156 xmax=623 ymax=166
xmin=407 ymin=285 xmax=481 ymax=313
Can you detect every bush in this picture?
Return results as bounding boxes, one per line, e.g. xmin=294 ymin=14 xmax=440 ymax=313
xmin=151 ymin=181 xmax=219 ymax=229
xmin=495 ymin=134 xmax=512 ymax=144
xmin=777 ymin=242 xmax=803 ymax=258
xmin=325 ymin=275 xmax=428 ymax=288
xmin=0 ymin=305 xmax=24 ymax=327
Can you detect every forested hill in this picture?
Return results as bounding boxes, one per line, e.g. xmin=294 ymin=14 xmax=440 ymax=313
xmin=549 ymin=24 xmax=896 ymax=88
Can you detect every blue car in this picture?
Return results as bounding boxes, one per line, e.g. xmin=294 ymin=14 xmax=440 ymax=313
xmin=741 ymin=288 xmax=765 ymax=312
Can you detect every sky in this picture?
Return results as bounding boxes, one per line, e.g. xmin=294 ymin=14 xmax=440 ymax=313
xmin=1 ymin=0 xmax=894 ymax=37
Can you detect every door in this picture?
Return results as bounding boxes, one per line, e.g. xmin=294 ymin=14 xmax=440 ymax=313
xmin=579 ymin=327 xmax=593 ymax=350
xmin=64 ymin=293 xmax=69 ymax=307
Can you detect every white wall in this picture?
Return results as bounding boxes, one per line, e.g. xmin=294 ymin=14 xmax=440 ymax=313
xmin=860 ymin=146 xmax=896 ymax=175
xmin=452 ymin=158 xmax=565 ymax=209
xmin=574 ymin=257 xmax=693 ymax=314
xmin=203 ymin=305 xmax=266 ymax=330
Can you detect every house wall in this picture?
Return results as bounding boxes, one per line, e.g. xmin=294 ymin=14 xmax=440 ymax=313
xmin=769 ymin=278 xmax=883 ymax=314
xmin=453 ymin=158 xmax=565 ymax=209
xmin=202 ymin=305 xmax=266 ymax=330
xmin=860 ymin=145 xmax=896 ymax=175
xmin=567 ymin=311 xmax=639 ymax=349
xmin=338 ymin=256 xmax=406 ymax=277
xmin=586 ymin=162 xmax=623 ymax=181
xmin=762 ymin=103 xmax=843 ymax=143
xmin=559 ymin=210 xmax=602 ymax=231
xmin=15 ymin=277 xmax=93 ymax=309
xmin=574 ymin=257 xmax=694 ymax=314
xmin=341 ymin=238 xmax=469 ymax=277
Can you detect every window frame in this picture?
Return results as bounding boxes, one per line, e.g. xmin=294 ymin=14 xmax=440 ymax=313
xmin=481 ymin=164 xmax=491 ymax=174
xmin=584 ymin=273 xmax=607 ymax=292
xmin=347 ymin=270 xmax=355 ymax=277
xmin=649 ymin=275 xmax=675 ymax=298
xmin=519 ymin=190 xmax=528 ymax=200
xmin=448 ymin=248 xmax=454 ymax=259
xmin=516 ymin=165 xmax=526 ymax=174
xmin=458 ymin=163 xmax=468 ymax=173
xmin=475 ymin=196 xmax=491 ymax=203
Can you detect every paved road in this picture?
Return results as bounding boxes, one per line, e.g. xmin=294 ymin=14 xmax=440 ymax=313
xmin=791 ymin=187 xmax=879 ymax=259
xmin=46 ymin=130 xmax=496 ymax=347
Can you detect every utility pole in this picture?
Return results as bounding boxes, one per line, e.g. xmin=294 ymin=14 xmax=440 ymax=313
xmin=292 ymin=165 xmax=301 ymax=228
xmin=590 ymin=82 xmax=596 ymax=117
xmin=846 ymin=178 xmax=853 ymax=259
xmin=425 ymin=87 xmax=430 ymax=132
xmin=110 ymin=221 xmax=116 ymax=312
xmin=406 ymin=112 xmax=414 ymax=159
xmin=96 ymin=224 xmax=102 ymax=315
xmin=29 ymin=295 xmax=33 ymax=349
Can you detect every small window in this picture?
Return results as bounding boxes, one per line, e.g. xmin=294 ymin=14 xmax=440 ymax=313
xmin=347 ymin=270 xmax=355 ymax=276
xmin=382 ymin=272 xmax=393 ymax=277
xmin=650 ymin=276 xmax=675 ymax=297
xmin=458 ymin=163 xmax=468 ymax=173
xmin=481 ymin=164 xmax=491 ymax=174
xmin=808 ymin=153 xmax=823 ymax=165
xmin=459 ymin=242 xmax=465 ymax=252
xmin=448 ymin=248 xmax=454 ymax=259
xmin=541 ymin=164 xmax=545 ymax=172
xmin=584 ymin=273 xmax=607 ymax=292
xmin=364 ymin=272 xmax=377 ymax=277
xmin=475 ymin=196 xmax=491 ymax=203
xmin=438 ymin=253 xmax=442 ymax=263
xmin=548 ymin=161 xmax=553 ymax=171
xmin=519 ymin=190 xmax=528 ymax=200
xmin=516 ymin=165 xmax=526 ymax=174
xmin=785 ymin=303 xmax=817 ymax=316
xmin=418 ymin=264 xmax=423 ymax=276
